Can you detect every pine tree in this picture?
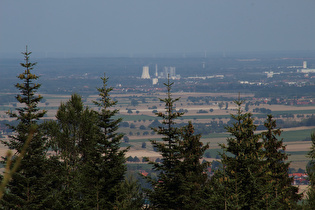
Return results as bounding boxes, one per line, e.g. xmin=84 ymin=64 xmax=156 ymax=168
xmin=46 ymin=76 xmax=135 ymax=209
xmin=82 ymin=75 xmax=128 ymax=209
xmin=145 ymin=78 xmax=184 ymax=209
xmin=112 ymin=176 xmax=144 ymax=209
xmin=305 ymin=132 xmax=315 ymax=208
xmin=145 ymin=78 xmax=210 ymax=209
xmin=261 ymin=115 xmax=301 ymax=209
xmin=46 ymin=93 xmax=99 ymax=208
xmin=0 ymin=47 xmax=54 ymax=208
xmin=177 ymin=121 xmax=210 ymax=209
xmin=217 ymin=99 xmax=264 ymax=209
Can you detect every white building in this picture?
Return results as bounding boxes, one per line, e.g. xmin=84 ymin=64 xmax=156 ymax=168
xmin=141 ymin=66 xmax=150 ymax=79
xmin=152 ymin=78 xmax=158 ymax=85
xmin=297 ymin=61 xmax=315 ymax=73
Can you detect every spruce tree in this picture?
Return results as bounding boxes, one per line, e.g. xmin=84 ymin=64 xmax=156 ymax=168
xmin=145 ymin=78 xmax=210 ymax=209
xmin=305 ymin=132 xmax=315 ymax=208
xmin=145 ymin=78 xmax=184 ymax=209
xmin=217 ymin=99 xmax=264 ymax=209
xmin=0 ymin=47 xmax=53 ymax=208
xmin=177 ymin=121 xmax=210 ymax=209
xmin=47 ymin=93 xmax=99 ymax=208
xmin=82 ymin=75 xmax=128 ymax=209
xmin=112 ymin=176 xmax=144 ymax=209
xmin=47 ymin=76 xmax=135 ymax=209
xmin=261 ymin=115 xmax=301 ymax=209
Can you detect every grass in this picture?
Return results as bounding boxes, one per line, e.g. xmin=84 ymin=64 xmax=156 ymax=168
xmin=202 ymin=133 xmax=229 ymax=139
xmin=288 ymin=154 xmax=310 ymax=162
xmin=181 ymin=115 xmax=230 ymax=120
xmin=281 ymin=129 xmax=314 ymax=142
xmin=128 ymin=139 xmax=154 ymax=143
xmin=272 ymin=109 xmax=315 ymax=115
xmin=117 ymin=115 xmax=156 ymax=121
xmin=117 ymin=114 xmax=231 ymax=122
xmin=0 ymin=107 xmax=12 ymax=111
xmin=287 ymin=151 xmax=308 ymax=156
xmin=126 ymin=163 xmax=153 ymax=171
xmin=204 ymin=148 xmax=223 ymax=158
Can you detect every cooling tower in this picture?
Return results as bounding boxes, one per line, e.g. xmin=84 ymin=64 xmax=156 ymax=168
xmin=141 ymin=66 xmax=150 ymax=79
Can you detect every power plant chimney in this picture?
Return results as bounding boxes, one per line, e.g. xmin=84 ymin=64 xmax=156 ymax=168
xmin=155 ymin=64 xmax=158 ymax=77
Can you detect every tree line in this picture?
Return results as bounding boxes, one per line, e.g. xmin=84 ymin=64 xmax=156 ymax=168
xmin=0 ymin=48 xmax=315 ymax=209
xmin=0 ymin=49 xmax=142 ymax=209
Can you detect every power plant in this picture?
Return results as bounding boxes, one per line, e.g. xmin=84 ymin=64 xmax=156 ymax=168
xmin=141 ymin=66 xmax=150 ymax=79
xmin=141 ymin=64 xmax=180 ymax=83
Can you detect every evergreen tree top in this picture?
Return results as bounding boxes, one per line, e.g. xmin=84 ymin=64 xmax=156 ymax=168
xmin=3 ymin=46 xmax=46 ymax=152
xmin=9 ymin=47 xmax=46 ymax=124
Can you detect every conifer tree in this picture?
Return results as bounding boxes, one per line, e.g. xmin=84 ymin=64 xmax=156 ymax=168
xmin=177 ymin=121 xmax=210 ymax=209
xmin=145 ymin=78 xmax=184 ymax=209
xmin=48 ymin=93 xmax=99 ymax=208
xmin=112 ymin=176 xmax=144 ymax=209
xmin=0 ymin=47 xmax=53 ymax=208
xmin=82 ymin=75 xmax=128 ymax=209
xmin=261 ymin=115 xmax=301 ymax=209
xmin=47 ymin=76 xmax=136 ymax=209
xmin=145 ymin=78 xmax=210 ymax=209
xmin=305 ymin=132 xmax=315 ymax=208
xmin=217 ymin=99 xmax=264 ymax=209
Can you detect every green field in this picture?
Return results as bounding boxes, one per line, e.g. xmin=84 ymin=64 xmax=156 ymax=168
xmin=182 ymin=115 xmax=230 ymax=120
xmin=281 ymin=129 xmax=314 ymax=142
xmin=118 ymin=114 xmax=156 ymax=121
xmin=202 ymin=133 xmax=229 ymax=139
xmin=272 ymin=109 xmax=315 ymax=115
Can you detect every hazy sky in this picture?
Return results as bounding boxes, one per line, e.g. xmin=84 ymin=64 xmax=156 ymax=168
xmin=1 ymin=0 xmax=315 ymax=56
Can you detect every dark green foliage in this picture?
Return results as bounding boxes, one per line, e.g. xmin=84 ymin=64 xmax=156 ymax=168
xmin=216 ymin=100 xmax=265 ymax=209
xmin=45 ymin=75 xmax=133 ymax=209
xmin=145 ymin=79 xmax=210 ymax=209
xmin=253 ymin=107 xmax=272 ymax=114
xmin=112 ymin=176 xmax=144 ymax=209
xmin=85 ymin=75 xmax=129 ymax=209
xmin=218 ymin=102 xmax=224 ymax=110
xmin=213 ymin=102 xmax=301 ymax=209
xmin=130 ymin=99 xmax=139 ymax=106
xmin=204 ymin=151 xmax=211 ymax=158
xmin=47 ymin=93 xmax=99 ymax=208
xmin=133 ymin=156 xmax=140 ymax=162
xmin=124 ymin=136 xmax=130 ymax=143
xmin=176 ymin=121 xmax=210 ymax=209
xmin=305 ymin=132 xmax=315 ymax=208
xmin=145 ymin=79 xmax=184 ymax=208
xmin=261 ymin=115 xmax=301 ymax=209
xmin=149 ymin=119 xmax=162 ymax=128
xmin=0 ymin=47 xmax=55 ymax=208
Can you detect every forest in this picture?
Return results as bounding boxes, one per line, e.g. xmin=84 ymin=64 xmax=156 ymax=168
xmin=0 ymin=50 xmax=315 ymax=209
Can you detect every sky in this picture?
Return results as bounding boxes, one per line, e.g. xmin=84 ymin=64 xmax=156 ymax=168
xmin=1 ymin=0 xmax=315 ymax=56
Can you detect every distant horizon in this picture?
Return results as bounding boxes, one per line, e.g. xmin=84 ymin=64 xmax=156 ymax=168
xmin=1 ymin=49 xmax=315 ymax=59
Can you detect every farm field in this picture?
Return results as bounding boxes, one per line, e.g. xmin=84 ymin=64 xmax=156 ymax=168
xmin=1 ymin=91 xmax=315 ymax=171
